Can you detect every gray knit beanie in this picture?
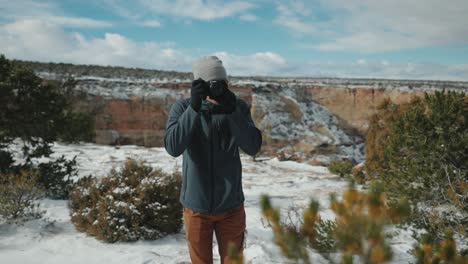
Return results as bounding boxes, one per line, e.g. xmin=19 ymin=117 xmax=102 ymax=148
xmin=192 ymin=55 xmax=227 ymax=81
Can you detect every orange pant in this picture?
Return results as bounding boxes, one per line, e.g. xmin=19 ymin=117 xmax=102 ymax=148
xmin=183 ymin=203 xmax=246 ymax=264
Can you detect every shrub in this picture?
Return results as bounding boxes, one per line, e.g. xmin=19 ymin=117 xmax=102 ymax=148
xmin=0 ymin=169 xmax=45 ymax=223
xmin=36 ymin=155 xmax=79 ymax=199
xmin=227 ymin=242 xmax=245 ymax=264
xmin=69 ymin=158 xmax=183 ymax=242
xmin=277 ymin=149 xmax=300 ymax=161
xmin=365 ymin=89 xmax=467 ymax=241
xmin=413 ymin=231 xmax=467 ymax=264
xmin=259 ymin=181 xmax=410 ymax=264
xmin=384 ymin=90 xmax=467 ymax=207
xmin=328 ymin=159 xmax=353 ymax=177
xmin=1 ymin=54 xmax=69 ymax=161
xmin=0 ymin=54 xmax=94 ymax=173
xmin=58 ymin=110 xmax=95 ymax=143
xmin=0 ymin=150 xmax=14 ymax=173
xmin=276 ymin=202 xmax=337 ymax=256
xmin=351 ymin=165 xmax=367 ymax=184
xmin=364 ymin=97 xmax=405 ymax=178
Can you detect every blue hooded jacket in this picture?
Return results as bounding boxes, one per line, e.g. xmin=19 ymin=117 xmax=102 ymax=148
xmin=164 ymin=97 xmax=262 ymax=214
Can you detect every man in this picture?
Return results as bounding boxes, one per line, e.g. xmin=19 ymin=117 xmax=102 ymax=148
xmin=164 ymin=55 xmax=262 ymax=264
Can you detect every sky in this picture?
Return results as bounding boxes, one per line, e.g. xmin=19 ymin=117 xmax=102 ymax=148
xmin=1 ymin=0 xmax=468 ymax=81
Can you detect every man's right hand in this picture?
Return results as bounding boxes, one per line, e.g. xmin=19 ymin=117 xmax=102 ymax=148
xmin=191 ymin=78 xmax=209 ymax=112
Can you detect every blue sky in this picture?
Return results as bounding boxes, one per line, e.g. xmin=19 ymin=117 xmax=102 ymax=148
xmin=1 ymin=0 xmax=468 ymax=81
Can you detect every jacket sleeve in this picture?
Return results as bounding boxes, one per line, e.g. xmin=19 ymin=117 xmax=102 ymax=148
xmin=164 ymin=99 xmax=201 ymax=157
xmin=227 ymin=99 xmax=262 ymax=156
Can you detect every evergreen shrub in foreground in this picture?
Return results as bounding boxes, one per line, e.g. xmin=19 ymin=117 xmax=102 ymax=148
xmin=0 ymin=169 xmax=45 ymax=223
xmin=69 ymin=158 xmax=182 ymax=242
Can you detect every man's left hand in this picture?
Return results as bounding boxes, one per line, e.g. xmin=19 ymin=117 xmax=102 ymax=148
xmin=211 ymin=88 xmax=237 ymax=115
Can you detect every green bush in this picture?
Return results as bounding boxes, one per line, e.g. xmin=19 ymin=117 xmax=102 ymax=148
xmin=0 ymin=169 xmax=45 ymax=223
xmin=0 ymin=54 xmax=94 ymax=173
xmin=259 ymin=181 xmax=410 ymax=264
xmin=278 ymin=203 xmax=337 ymax=256
xmin=36 ymin=155 xmax=79 ymax=199
xmin=351 ymin=165 xmax=367 ymax=184
xmin=58 ymin=111 xmax=95 ymax=143
xmin=1 ymin=54 xmax=68 ymax=161
xmin=328 ymin=159 xmax=353 ymax=177
xmin=0 ymin=150 xmax=14 ymax=173
xmin=385 ymin=90 xmax=467 ymax=206
xmin=412 ymin=231 xmax=467 ymax=264
xmin=365 ymin=89 xmax=467 ymax=242
xmin=364 ymin=97 xmax=404 ymax=177
xmin=69 ymin=158 xmax=183 ymax=242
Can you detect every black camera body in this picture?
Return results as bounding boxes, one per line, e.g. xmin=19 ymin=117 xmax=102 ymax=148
xmin=208 ymin=80 xmax=227 ymax=98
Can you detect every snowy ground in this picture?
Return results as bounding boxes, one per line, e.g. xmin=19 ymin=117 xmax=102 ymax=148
xmin=0 ymin=142 xmax=416 ymax=264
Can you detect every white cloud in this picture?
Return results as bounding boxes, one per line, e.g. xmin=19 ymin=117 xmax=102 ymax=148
xmin=101 ymin=0 xmax=142 ymax=20
xmin=0 ymin=18 xmax=290 ymax=76
xmin=1 ymin=18 xmax=467 ymax=81
xmin=276 ymin=0 xmax=468 ymax=52
xmin=137 ymin=0 xmax=256 ymax=21
xmin=357 ymin=59 xmax=366 ymax=65
xmin=141 ymin=19 xmax=162 ymax=27
xmin=0 ymin=0 xmax=56 ymax=18
xmin=0 ymin=0 xmax=113 ymax=28
xmin=313 ymin=32 xmax=426 ymax=52
xmin=276 ymin=17 xmax=316 ymax=35
xmin=300 ymin=60 xmax=468 ymax=81
xmin=42 ymin=16 xmax=112 ymax=28
xmin=274 ymin=1 xmax=316 ymax=35
xmin=239 ymin=13 xmax=257 ymax=22
xmin=214 ymin=51 xmax=289 ymax=76
xmin=0 ymin=19 xmax=189 ymax=70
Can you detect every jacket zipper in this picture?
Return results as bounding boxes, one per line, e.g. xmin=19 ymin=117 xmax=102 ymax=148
xmin=209 ymin=107 xmax=214 ymax=213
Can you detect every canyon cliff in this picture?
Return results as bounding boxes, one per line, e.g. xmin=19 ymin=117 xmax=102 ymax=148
xmin=17 ymin=60 xmax=467 ymax=165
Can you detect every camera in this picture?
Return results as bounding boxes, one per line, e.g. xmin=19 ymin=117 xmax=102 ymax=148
xmin=208 ymin=80 xmax=227 ymax=97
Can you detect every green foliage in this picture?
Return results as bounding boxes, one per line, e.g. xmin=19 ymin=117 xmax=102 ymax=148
xmin=278 ymin=201 xmax=338 ymax=257
xmin=0 ymin=169 xmax=45 ymax=223
xmin=68 ymin=158 xmax=183 ymax=243
xmin=53 ymin=79 xmax=95 ymax=143
xmin=58 ymin=111 xmax=95 ymax=143
xmin=36 ymin=155 xmax=79 ymax=199
xmin=351 ymin=165 xmax=367 ymax=184
xmin=0 ymin=54 xmax=94 ymax=202
xmin=227 ymin=241 xmax=244 ymax=264
xmin=384 ymin=90 xmax=467 ymax=206
xmin=0 ymin=54 xmax=95 ymax=167
xmin=313 ymin=218 xmax=337 ymax=255
xmin=364 ymin=89 xmax=467 ymax=249
xmin=328 ymin=159 xmax=353 ymax=177
xmin=260 ymin=181 xmax=410 ymax=264
xmin=1 ymin=54 xmax=65 ymax=161
xmin=0 ymin=150 xmax=14 ymax=173
xmin=412 ymin=231 xmax=467 ymax=264
xmin=364 ymin=97 xmax=403 ymax=177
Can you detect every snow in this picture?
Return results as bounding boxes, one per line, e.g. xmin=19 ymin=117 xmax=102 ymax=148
xmin=253 ymin=86 xmax=365 ymax=164
xmin=74 ymin=80 xmax=188 ymax=99
xmin=0 ymin=142 xmax=415 ymax=264
xmin=230 ymin=78 xmax=468 ymax=93
xmin=36 ymin=72 xmax=191 ymax=84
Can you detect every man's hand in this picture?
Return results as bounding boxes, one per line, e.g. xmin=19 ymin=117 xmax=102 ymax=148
xmin=190 ymin=78 xmax=209 ymax=112
xmin=211 ymin=87 xmax=237 ymax=115
xmin=206 ymin=96 xmax=220 ymax=105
